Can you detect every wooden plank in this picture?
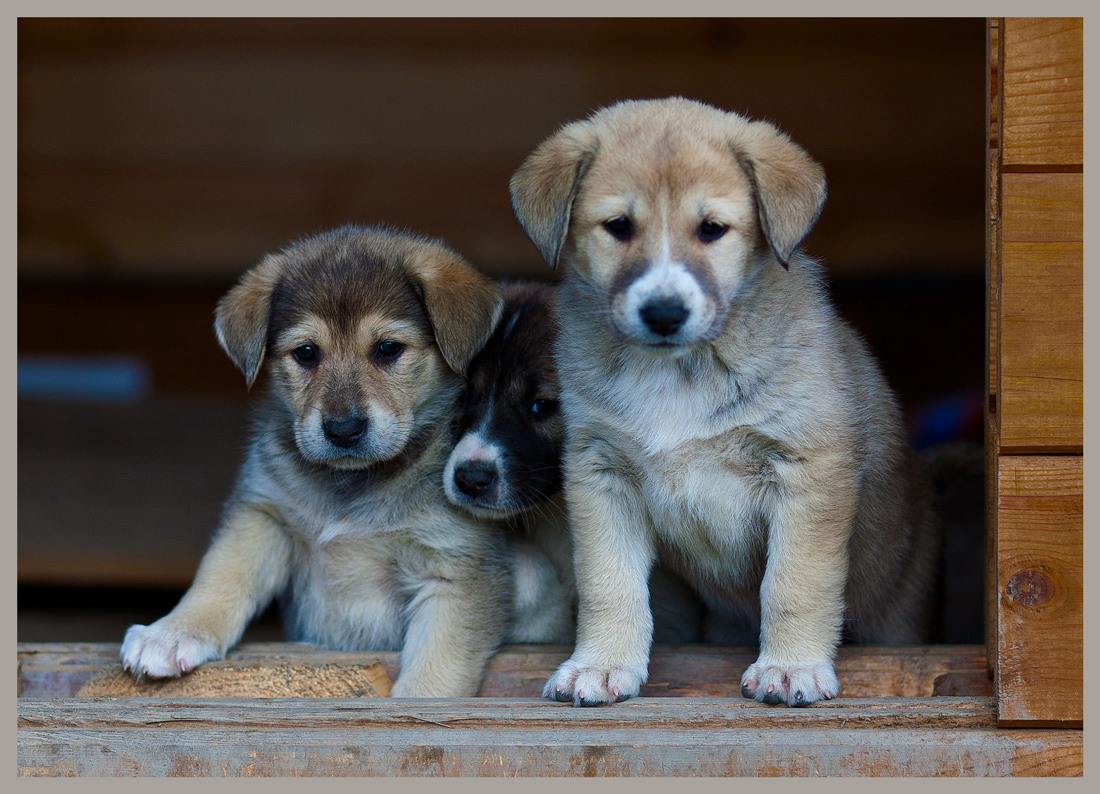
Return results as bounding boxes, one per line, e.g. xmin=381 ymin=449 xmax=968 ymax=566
xmin=17 ymin=17 xmax=984 ymax=58
xmin=77 ymin=660 xmax=393 ymax=699
xmin=18 ymin=554 xmax=201 ymax=589
xmin=985 ymin=20 xmax=1002 ymax=675
xmin=17 ymin=697 xmax=1082 ymax=777
xmin=18 ymin=695 xmax=1002 ymax=730
xmin=995 ymin=456 xmax=1083 ymax=726
xmin=1001 ymin=18 xmax=1083 ymax=167
xmin=18 ymin=643 xmax=993 ymax=700
xmin=1001 ymin=173 xmax=1082 ymax=243
xmin=998 ymin=242 xmax=1082 ymax=452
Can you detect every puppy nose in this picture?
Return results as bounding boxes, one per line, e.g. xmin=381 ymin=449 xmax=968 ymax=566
xmin=323 ymin=416 xmax=367 ymax=448
xmin=454 ymin=461 xmax=496 ymax=497
xmin=639 ymin=297 xmax=689 ymax=336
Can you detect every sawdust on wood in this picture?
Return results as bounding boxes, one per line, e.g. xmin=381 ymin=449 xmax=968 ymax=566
xmin=77 ymin=660 xmax=393 ymax=698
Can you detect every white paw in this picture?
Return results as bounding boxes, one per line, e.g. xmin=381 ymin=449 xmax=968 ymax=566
xmin=120 ymin=620 xmax=223 ymax=679
xmin=542 ymin=658 xmax=645 ymax=706
xmin=740 ymin=657 xmax=840 ymax=707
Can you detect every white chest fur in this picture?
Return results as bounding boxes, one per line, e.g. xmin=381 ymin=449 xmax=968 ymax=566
xmin=639 ymin=438 xmax=768 ymax=588
xmin=570 ymin=350 xmax=749 ymax=456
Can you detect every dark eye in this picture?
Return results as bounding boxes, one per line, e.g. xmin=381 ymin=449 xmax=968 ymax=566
xmin=376 ymin=340 xmax=405 ymax=361
xmin=292 ymin=344 xmax=319 ymax=366
xmin=698 ymin=220 xmax=728 ymax=243
xmin=603 ymin=216 xmax=633 ymax=242
xmin=529 ymin=398 xmax=559 ymax=421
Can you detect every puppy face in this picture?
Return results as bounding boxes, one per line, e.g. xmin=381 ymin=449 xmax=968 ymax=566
xmin=215 ymin=226 xmax=502 ymax=470
xmin=444 ymin=283 xmax=563 ymax=516
xmin=572 ymin=135 xmax=757 ymax=349
xmin=511 ymin=97 xmax=826 ymax=352
xmin=267 ymin=305 xmax=444 ymax=468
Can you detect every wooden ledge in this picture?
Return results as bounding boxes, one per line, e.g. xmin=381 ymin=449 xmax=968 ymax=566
xmin=18 ymin=642 xmax=992 ymax=699
xmin=18 ymin=695 xmax=1081 ymax=777
xmin=19 ymin=643 xmax=1081 ymax=776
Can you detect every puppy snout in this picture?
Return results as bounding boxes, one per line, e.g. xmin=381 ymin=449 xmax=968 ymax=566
xmin=322 ymin=415 xmax=367 ymax=449
xmin=639 ymin=297 xmax=690 ymax=337
xmin=454 ymin=460 xmax=497 ymax=498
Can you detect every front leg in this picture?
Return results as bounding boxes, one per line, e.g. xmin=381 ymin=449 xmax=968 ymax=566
xmin=391 ymin=543 xmax=511 ymax=698
xmin=120 ymin=502 xmax=292 ymax=679
xmin=544 ymin=435 xmax=656 ymax=707
xmin=741 ymin=452 xmax=855 ymax=707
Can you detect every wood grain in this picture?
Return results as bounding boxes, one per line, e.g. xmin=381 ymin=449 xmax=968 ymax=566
xmin=77 ymin=660 xmax=392 ymax=699
xmin=17 ymin=643 xmax=993 ymax=700
xmin=998 ymin=241 xmax=1082 ymax=452
xmin=17 ymin=696 xmax=1082 ymax=776
xmin=995 ymin=456 xmax=1083 ymax=726
xmin=985 ymin=23 xmax=1002 ymax=674
xmin=996 ymin=170 xmax=1082 ymax=452
xmin=1001 ymin=173 xmax=1082 ymax=243
xmin=1001 ymin=18 xmax=1083 ymax=167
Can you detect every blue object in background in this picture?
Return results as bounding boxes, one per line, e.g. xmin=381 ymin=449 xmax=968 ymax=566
xmin=18 ymin=355 xmax=152 ymax=403
xmin=906 ymin=387 xmax=985 ymax=450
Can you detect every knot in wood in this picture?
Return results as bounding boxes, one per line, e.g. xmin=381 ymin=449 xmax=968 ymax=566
xmin=1006 ymin=568 xmax=1054 ymax=607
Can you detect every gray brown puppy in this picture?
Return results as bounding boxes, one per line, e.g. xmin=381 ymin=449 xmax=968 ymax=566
xmin=510 ymin=97 xmax=940 ymax=707
xmin=120 ymin=225 xmax=509 ymax=698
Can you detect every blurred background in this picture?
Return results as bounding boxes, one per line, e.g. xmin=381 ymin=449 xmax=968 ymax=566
xmin=18 ymin=18 xmax=987 ymax=645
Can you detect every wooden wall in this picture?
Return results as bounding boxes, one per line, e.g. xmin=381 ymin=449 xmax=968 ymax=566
xmin=19 ymin=18 xmax=985 ymax=283
xmin=18 ymin=17 xmax=987 ymax=401
xmin=17 ymin=19 xmax=989 ymax=611
xmin=986 ymin=17 xmax=1083 ymax=727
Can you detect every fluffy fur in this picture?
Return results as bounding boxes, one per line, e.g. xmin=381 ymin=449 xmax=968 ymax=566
xmin=510 ymin=97 xmax=941 ymax=707
xmin=444 ymin=282 xmax=576 ymax=643
xmin=120 ymin=225 xmax=510 ymax=697
xmin=444 ymin=282 xmax=703 ymax=645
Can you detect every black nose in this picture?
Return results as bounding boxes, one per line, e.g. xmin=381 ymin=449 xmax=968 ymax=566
xmin=639 ymin=297 xmax=689 ymax=336
xmin=323 ymin=416 xmax=367 ymax=449
xmin=454 ymin=461 xmax=497 ymax=498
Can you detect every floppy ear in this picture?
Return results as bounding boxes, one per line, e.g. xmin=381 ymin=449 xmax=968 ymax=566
xmin=214 ymin=253 xmax=286 ymax=388
xmin=407 ymin=248 xmax=503 ymax=376
xmin=733 ymin=121 xmax=826 ymax=269
xmin=510 ymin=121 xmax=598 ymax=268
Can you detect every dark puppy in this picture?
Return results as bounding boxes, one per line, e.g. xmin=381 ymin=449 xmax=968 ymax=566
xmin=121 ymin=226 xmax=509 ymax=697
xmin=444 ymin=281 xmax=701 ymax=644
xmin=444 ymin=282 xmax=574 ymax=643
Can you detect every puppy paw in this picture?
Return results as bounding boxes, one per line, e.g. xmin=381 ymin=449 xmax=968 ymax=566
xmin=542 ymin=659 xmax=644 ymax=707
xmin=740 ymin=658 xmax=839 ymax=707
xmin=120 ymin=621 xmax=223 ymax=679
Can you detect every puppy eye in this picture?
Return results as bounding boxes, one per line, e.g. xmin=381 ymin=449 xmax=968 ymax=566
xmin=292 ymin=344 xmax=319 ymax=366
xmin=698 ymin=220 xmax=728 ymax=242
xmin=602 ymin=216 xmax=634 ymax=242
xmin=375 ymin=340 xmax=405 ymax=361
xmin=529 ymin=398 xmax=559 ymax=421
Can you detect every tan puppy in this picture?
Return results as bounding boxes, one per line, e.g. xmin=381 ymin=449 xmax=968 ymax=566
xmin=120 ymin=225 xmax=509 ymax=698
xmin=511 ymin=97 xmax=940 ymax=707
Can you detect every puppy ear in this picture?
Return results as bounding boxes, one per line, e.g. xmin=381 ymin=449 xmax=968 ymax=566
xmin=733 ymin=121 xmax=826 ymax=269
xmin=214 ymin=253 xmax=285 ymax=388
xmin=407 ymin=248 xmax=503 ymax=376
xmin=510 ymin=121 xmax=598 ymax=268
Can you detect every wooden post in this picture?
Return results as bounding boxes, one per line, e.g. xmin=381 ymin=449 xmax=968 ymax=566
xmin=988 ymin=17 xmax=1083 ymax=727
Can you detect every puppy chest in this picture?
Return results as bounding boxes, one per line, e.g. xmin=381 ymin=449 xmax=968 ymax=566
xmin=285 ymin=537 xmax=408 ymax=649
xmin=587 ymin=369 xmax=733 ymax=454
xmin=640 ymin=450 xmax=769 ymax=583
